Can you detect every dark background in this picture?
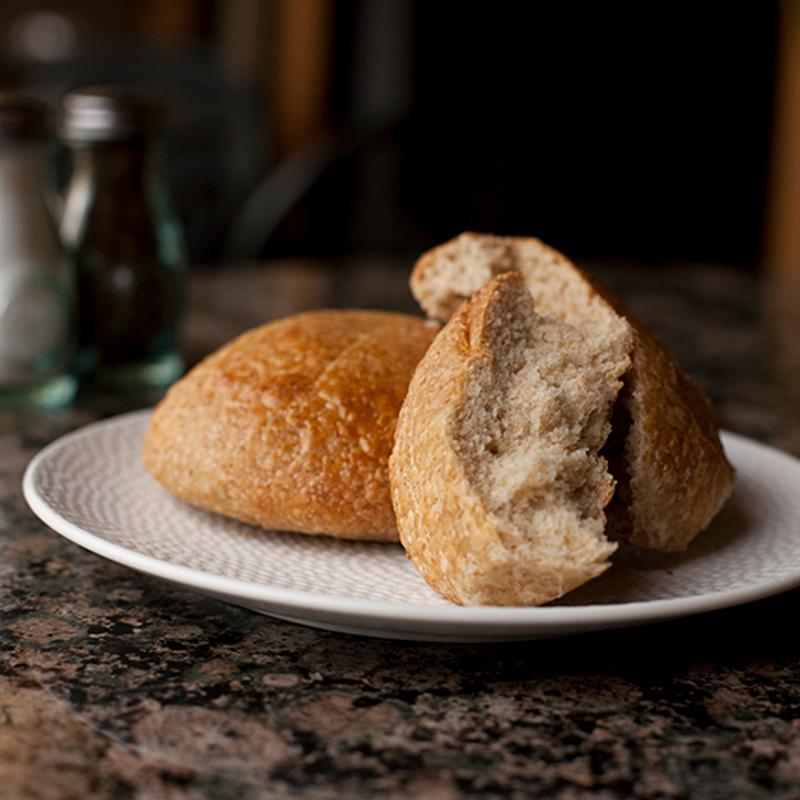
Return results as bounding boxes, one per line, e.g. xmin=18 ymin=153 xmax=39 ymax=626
xmin=0 ymin=1 xmax=783 ymax=267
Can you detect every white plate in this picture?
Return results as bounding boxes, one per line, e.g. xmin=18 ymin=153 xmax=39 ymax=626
xmin=22 ymin=410 xmax=800 ymax=642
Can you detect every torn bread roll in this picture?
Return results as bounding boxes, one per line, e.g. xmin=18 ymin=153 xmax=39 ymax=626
xmin=410 ymin=233 xmax=735 ymax=552
xmin=389 ymin=273 xmax=632 ymax=606
xmin=144 ymin=310 xmax=437 ymax=541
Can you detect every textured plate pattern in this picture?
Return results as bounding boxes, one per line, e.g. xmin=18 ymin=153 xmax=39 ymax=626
xmin=23 ymin=411 xmax=800 ymax=640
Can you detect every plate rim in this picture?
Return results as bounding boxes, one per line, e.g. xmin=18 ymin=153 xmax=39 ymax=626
xmin=22 ymin=410 xmax=800 ymax=633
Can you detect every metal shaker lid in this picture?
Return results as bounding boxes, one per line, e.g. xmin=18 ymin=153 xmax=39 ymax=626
xmin=0 ymin=92 xmax=48 ymax=140
xmin=59 ymin=86 xmax=165 ymax=142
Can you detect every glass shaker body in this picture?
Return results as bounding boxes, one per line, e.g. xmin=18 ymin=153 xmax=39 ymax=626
xmin=61 ymin=141 xmax=185 ymax=388
xmin=0 ymin=122 xmax=76 ymax=408
xmin=60 ymin=89 xmax=186 ymax=391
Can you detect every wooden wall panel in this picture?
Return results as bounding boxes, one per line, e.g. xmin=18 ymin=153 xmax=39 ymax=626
xmin=765 ymin=0 xmax=800 ymax=273
xmin=269 ymin=0 xmax=335 ymax=156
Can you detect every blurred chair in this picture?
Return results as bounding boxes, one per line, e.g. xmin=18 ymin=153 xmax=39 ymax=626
xmin=222 ymin=109 xmax=411 ymax=261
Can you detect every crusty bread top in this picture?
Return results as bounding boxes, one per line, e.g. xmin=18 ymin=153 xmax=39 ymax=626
xmin=143 ymin=310 xmax=438 ymax=541
xmin=409 ymin=232 xmax=735 ymax=551
xmin=412 ymin=233 xmax=627 ymax=342
xmin=390 ymin=273 xmax=628 ymax=605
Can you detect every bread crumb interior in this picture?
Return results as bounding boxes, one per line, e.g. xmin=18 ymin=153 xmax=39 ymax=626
xmin=453 ymin=283 xmax=620 ymax=565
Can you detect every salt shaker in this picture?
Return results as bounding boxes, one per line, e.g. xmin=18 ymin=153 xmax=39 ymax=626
xmin=0 ymin=93 xmax=76 ymax=409
xmin=59 ymin=87 xmax=186 ymax=390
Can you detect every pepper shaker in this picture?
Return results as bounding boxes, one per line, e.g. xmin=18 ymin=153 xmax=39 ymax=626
xmin=60 ymin=87 xmax=186 ymax=391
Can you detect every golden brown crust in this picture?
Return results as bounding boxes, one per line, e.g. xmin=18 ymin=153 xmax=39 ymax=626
xmin=143 ymin=310 xmax=437 ymax=541
xmin=390 ymin=286 xmax=492 ymax=603
xmin=409 ymin=232 xmax=735 ymax=551
xmin=611 ymin=324 xmax=736 ymax=550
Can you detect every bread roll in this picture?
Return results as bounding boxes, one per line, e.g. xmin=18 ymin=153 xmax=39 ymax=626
xmin=143 ymin=310 xmax=437 ymax=540
xmin=409 ymin=233 xmax=735 ymax=551
xmin=389 ymin=273 xmax=632 ymax=605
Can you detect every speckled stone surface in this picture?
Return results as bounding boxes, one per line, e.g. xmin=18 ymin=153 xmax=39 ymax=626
xmin=1 ymin=261 xmax=799 ymax=800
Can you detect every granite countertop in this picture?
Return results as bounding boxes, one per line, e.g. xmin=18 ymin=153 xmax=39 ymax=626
xmin=1 ymin=259 xmax=799 ymax=800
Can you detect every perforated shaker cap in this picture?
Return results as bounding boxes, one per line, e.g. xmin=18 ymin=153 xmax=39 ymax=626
xmin=59 ymin=86 xmax=165 ymax=142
